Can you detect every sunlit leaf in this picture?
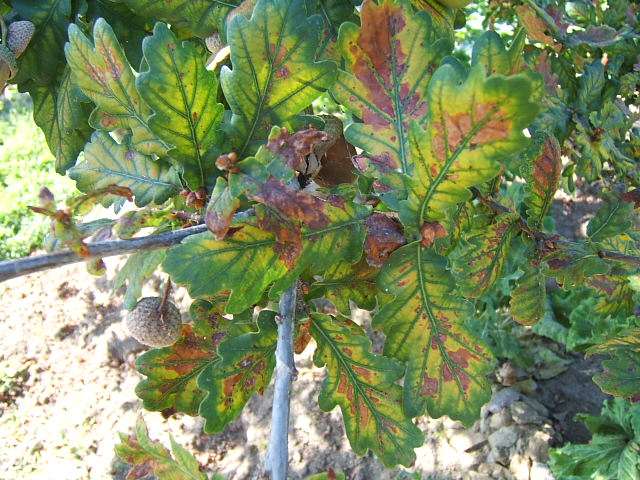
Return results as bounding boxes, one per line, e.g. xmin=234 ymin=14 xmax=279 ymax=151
xmin=471 ymin=29 xmax=527 ymax=75
xmin=400 ymin=64 xmax=538 ymax=230
xmin=520 ymin=131 xmax=562 ymax=227
xmin=331 ymin=0 xmax=451 ymax=175
xmin=115 ymin=416 xmax=207 ymax=480
xmin=113 ymin=249 xmax=166 ymax=310
xmin=199 ymin=310 xmax=278 ymax=433
xmin=69 ymin=132 xmax=181 ymax=207
xmin=451 ymin=213 xmax=521 ymax=298
xmin=65 ymin=18 xmax=169 ymax=156
xmin=221 ymin=0 xmax=337 ymax=156
xmin=137 ymin=23 xmax=224 ymax=190
xmin=510 ymin=263 xmax=546 ymax=326
xmin=374 ymin=243 xmax=493 ymax=424
xmin=311 ymin=313 xmax=424 ymax=467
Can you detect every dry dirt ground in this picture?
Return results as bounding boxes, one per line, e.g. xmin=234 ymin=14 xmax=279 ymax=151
xmin=0 ymin=242 xmax=608 ymax=480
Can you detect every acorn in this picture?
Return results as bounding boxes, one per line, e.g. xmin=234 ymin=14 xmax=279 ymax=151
xmin=6 ymin=20 xmax=35 ymax=58
xmin=125 ymin=297 xmax=183 ymax=348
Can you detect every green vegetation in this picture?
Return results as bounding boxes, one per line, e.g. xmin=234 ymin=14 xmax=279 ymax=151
xmin=0 ymin=89 xmax=75 ymax=259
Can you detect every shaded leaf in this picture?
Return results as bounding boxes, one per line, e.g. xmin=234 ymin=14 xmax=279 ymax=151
xmin=588 ymin=189 xmax=635 ymax=243
xmin=65 ymin=18 xmax=168 ymax=156
xmin=542 ymin=243 xmax=609 ymax=288
xmin=585 ymin=275 xmax=637 ymax=317
xmin=306 ymin=0 xmax=360 ymax=61
xmin=471 ymin=29 xmax=527 ymax=76
xmin=115 ymin=416 xmax=206 ymax=480
xmin=221 ymin=0 xmax=337 ymax=156
xmin=510 ymin=263 xmax=546 ymax=326
xmin=28 ymin=67 xmax=93 ymax=173
xmin=587 ymin=329 xmax=640 ymax=400
xmin=374 ymin=243 xmax=493 ymax=424
xmin=12 ymin=0 xmax=71 ymax=86
xmin=520 ymin=131 xmax=562 ymax=227
xmin=199 ymin=310 xmax=278 ymax=433
xmin=205 ymin=177 xmax=240 ymax=240
xmin=451 ymin=213 xmax=521 ymax=298
xmin=331 ymin=0 xmax=451 ymax=175
xmin=137 ymin=23 xmax=224 ymax=190
xmin=69 ymin=132 xmax=181 ymax=207
xmin=400 ymin=65 xmax=538 ymax=230
xmin=311 ymin=313 xmax=424 ymax=467
xmin=113 ymin=249 xmax=166 ymax=310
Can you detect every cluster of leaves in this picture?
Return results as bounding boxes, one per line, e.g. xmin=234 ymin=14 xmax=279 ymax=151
xmin=4 ymin=0 xmax=639 ymax=469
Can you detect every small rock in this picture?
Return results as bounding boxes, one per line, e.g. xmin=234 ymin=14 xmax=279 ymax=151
xmin=466 ymin=472 xmax=493 ymax=480
xmin=513 ymin=378 xmax=537 ymax=394
xmin=448 ymin=431 xmax=486 ymax=452
xmin=520 ymin=395 xmax=549 ymax=417
xmin=489 ymin=425 xmax=519 ymax=449
xmin=487 ymin=388 xmax=521 ymax=414
xmin=525 ymin=431 xmax=552 ymax=462
xmin=510 ymin=401 xmax=544 ymax=425
xmin=530 ymin=462 xmax=555 ymax=480
xmin=510 ymin=453 xmax=531 ymax=480
xmin=490 ymin=409 xmax=513 ymax=430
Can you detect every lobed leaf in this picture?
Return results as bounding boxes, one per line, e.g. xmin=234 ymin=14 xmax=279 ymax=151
xmin=451 ymin=213 xmax=521 ymax=298
xmin=374 ymin=243 xmax=493 ymax=424
xmin=585 ymin=275 xmax=637 ymax=317
xmin=137 ymin=23 xmax=224 ymax=190
xmin=471 ymin=29 xmax=527 ymax=76
xmin=221 ymin=0 xmax=337 ymax=156
xmin=587 ymin=189 xmax=636 ymax=243
xmin=311 ymin=313 xmax=424 ymax=467
xmin=331 ymin=0 xmax=451 ymax=175
xmin=69 ymin=132 xmax=181 ymax=207
xmin=520 ymin=131 xmax=562 ymax=227
xmin=113 ymin=249 xmax=166 ymax=310
xmin=65 ymin=18 xmax=168 ymax=156
xmin=510 ymin=264 xmax=546 ymax=326
xmin=306 ymin=0 xmax=360 ymax=61
xmin=400 ymin=65 xmax=538 ymax=229
xmin=199 ymin=310 xmax=278 ymax=433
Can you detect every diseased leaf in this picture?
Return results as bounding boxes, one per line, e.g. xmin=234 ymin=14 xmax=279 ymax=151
xmin=65 ymin=19 xmax=168 ymax=156
xmin=121 ymin=0 xmax=240 ymax=37
xmin=205 ymin=177 xmax=241 ymax=240
xmin=451 ymin=213 xmax=521 ymax=298
xmin=69 ymin=132 xmax=181 ymax=207
xmin=28 ymin=67 xmax=93 ymax=173
xmin=587 ymin=329 xmax=640 ymax=400
xmin=471 ymin=29 xmax=527 ymax=75
xmin=542 ymin=243 xmax=609 ymax=288
xmin=306 ymin=0 xmax=360 ymax=61
xmin=221 ymin=0 xmax=337 ymax=156
xmin=510 ymin=263 xmax=546 ymax=326
xmin=363 ymin=213 xmax=407 ymax=267
xmin=310 ymin=259 xmax=378 ymax=316
xmin=135 ymin=299 xmax=253 ymax=415
xmin=400 ymin=65 xmax=538 ymax=230
xmin=588 ymin=189 xmax=635 ymax=243
xmin=113 ymin=249 xmax=166 ymax=310
xmin=585 ymin=275 xmax=637 ymax=317
xmin=374 ymin=243 xmax=493 ymax=425
xmin=137 ymin=23 xmax=224 ymax=190
xmin=311 ymin=313 xmax=424 ymax=467
xmin=331 ymin=0 xmax=451 ymax=175
xmin=12 ymin=0 xmax=72 ymax=86
xmin=520 ymin=131 xmax=562 ymax=227
xmin=115 ymin=416 xmax=206 ymax=480
xmin=199 ymin=310 xmax=278 ymax=433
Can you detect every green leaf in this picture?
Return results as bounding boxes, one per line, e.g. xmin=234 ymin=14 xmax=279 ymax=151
xmin=137 ymin=23 xmax=224 ymax=190
xmin=28 ymin=67 xmax=93 ymax=173
xmin=510 ymin=264 xmax=546 ymax=326
xmin=134 ymin=299 xmax=253 ymax=416
xmin=400 ymin=65 xmax=538 ymax=230
xmin=65 ymin=18 xmax=169 ymax=156
xmin=587 ymin=329 xmax=640 ymax=400
xmin=588 ymin=189 xmax=635 ymax=243
xmin=542 ymin=243 xmax=609 ymax=288
xmin=310 ymin=259 xmax=378 ymax=316
xmin=115 ymin=416 xmax=207 ymax=480
xmin=113 ymin=249 xmax=166 ymax=310
xmin=451 ymin=213 xmax=521 ymax=298
xmin=577 ymin=60 xmax=606 ymax=114
xmin=471 ymin=29 xmax=527 ymax=75
xmin=585 ymin=275 xmax=637 ymax=317
xmin=305 ymin=0 xmax=359 ymax=61
xmin=121 ymin=0 xmax=239 ymax=38
xmin=12 ymin=0 xmax=72 ymax=86
xmin=331 ymin=0 xmax=451 ymax=174
xmin=520 ymin=131 xmax=562 ymax=227
xmin=221 ymin=0 xmax=337 ymax=156
xmin=310 ymin=313 xmax=424 ymax=468
xmin=69 ymin=132 xmax=181 ymax=207
xmin=199 ymin=310 xmax=278 ymax=433
xmin=374 ymin=243 xmax=493 ymax=425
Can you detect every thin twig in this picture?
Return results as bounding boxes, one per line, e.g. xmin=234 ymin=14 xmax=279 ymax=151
xmin=264 ymin=283 xmax=297 ymax=480
xmin=598 ymin=250 xmax=640 ymax=268
xmin=0 ymin=224 xmax=208 ymax=283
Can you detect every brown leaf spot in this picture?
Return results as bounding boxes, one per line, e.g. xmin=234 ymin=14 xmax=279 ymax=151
xmin=223 ymin=373 xmax=243 ymax=397
xmin=265 ymin=128 xmax=329 ymax=173
xmin=364 ymin=214 xmax=406 ymax=267
xmin=420 ymin=221 xmax=448 ymax=248
xmin=421 ymin=375 xmax=439 ymax=397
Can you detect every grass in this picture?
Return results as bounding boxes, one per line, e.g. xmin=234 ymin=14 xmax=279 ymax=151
xmin=0 ymin=88 xmax=76 ymax=260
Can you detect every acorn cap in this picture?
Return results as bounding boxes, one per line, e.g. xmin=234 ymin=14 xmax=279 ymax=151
xmin=0 ymin=45 xmax=17 ymax=80
xmin=6 ymin=20 xmax=35 ymax=58
xmin=125 ymin=297 xmax=183 ymax=348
